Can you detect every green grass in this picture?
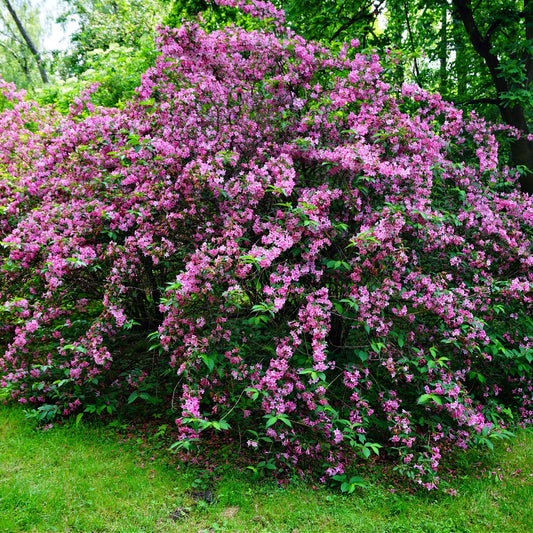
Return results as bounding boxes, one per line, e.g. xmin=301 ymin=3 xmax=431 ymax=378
xmin=1 ymin=404 xmax=532 ymax=533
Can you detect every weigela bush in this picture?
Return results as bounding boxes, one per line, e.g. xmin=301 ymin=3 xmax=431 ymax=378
xmin=1 ymin=0 xmax=532 ymax=489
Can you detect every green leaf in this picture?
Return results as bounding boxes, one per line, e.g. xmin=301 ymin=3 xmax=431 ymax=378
xmin=356 ymin=350 xmax=369 ymax=362
xmin=127 ymin=391 xmax=138 ymax=404
xmin=339 ymin=298 xmax=359 ymax=311
xmin=349 ymin=475 xmax=365 ymax=487
xmin=417 ymin=393 xmax=442 ymax=406
xmin=245 ymin=387 xmax=259 ymax=400
xmin=331 ymin=474 xmax=346 ymax=482
xmin=417 ymin=394 xmax=432 ymax=405
xmin=62 ymin=344 xmax=88 ymax=354
xmin=278 ymin=415 xmax=292 ymax=428
xmin=201 ymin=353 xmax=215 ymax=373
xmin=340 ymin=482 xmax=352 ymax=493
xmin=333 ymin=302 xmax=343 ymax=314
xmin=265 ymin=416 xmax=278 ymax=428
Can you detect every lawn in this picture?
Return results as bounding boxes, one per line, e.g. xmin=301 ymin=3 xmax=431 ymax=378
xmin=0 ymin=404 xmax=532 ymax=533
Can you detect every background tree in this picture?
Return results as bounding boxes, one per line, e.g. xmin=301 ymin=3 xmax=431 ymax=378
xmin=281 ymin=0 xmax=533 ymax=193
xmin=59 ymin=0 xmax=168 ymax=74
xmin=450 ymin=0 xmax=533 ymax=192
xmin=38 ymin=0 xmax=170 ymax=108
xmin=0 ymin=0 xmax=48 ymax=88
xmin=277 ymin=0 xmax=386 ymax=46
xmin=385 ymin=0 xmax=533 ymax=193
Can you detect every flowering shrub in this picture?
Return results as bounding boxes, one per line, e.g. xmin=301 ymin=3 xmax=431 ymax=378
xmin=1 ymin=0 xmax=532 ymax=489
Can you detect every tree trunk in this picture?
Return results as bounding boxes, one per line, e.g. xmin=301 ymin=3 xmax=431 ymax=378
xmin=3 ymin=0 xmax=48 ymax=84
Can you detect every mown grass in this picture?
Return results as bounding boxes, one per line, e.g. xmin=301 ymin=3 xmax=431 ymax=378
xmin=1 ymin=403 xmax=532 ymax=533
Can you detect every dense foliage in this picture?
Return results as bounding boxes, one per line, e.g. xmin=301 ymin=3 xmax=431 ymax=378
xmin=1 ymin=0 xmax=532 ymax=490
